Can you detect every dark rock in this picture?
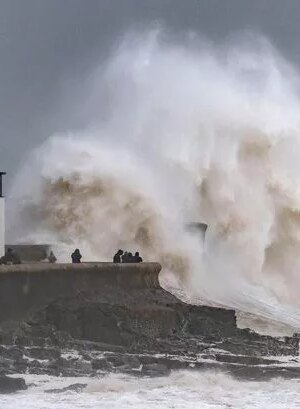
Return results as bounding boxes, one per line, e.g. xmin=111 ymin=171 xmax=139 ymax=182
xmin=0 ymin=268 xmax=298 ymax=380
xmin=79 ymin=352 xmax=92 ymax=361
xmin=122 ymin=355 xmax=141 ymax=369
xmin=25 ymin=347 xmax=60 ymax=361
xmin=28 ymin=359 xmax=43 ymax=368
xmin=141 ymin=363 xmax=171 ymax=377
xmin=92 ymin=358 xmax=112 ymax=371
xmin=92 ymin=354 xmax=141 ymax=373
xmin=45 ymin=383 xmax=87 ymax=393
xmin=13 ymin=358 xmax=31 ymax=374
xmin=186 ymin=306 xmax=237 ymax=337
xmin=0 ymin=376 xmax=27 ymax=394
xmin=201 ymin=354 xmax=216 ymax=360
xmin=74 ymin=339 xmax=126 ymax=353
xmin=28 ymin=367 xmax=50 ymax=376
xmin=51 ymin=357 xmax=93 ymax=376
xmin=138 ymin=355 xmax=188 ymax=370
xmin=106 ymin=354 xmax=125 ymax=367
xmin=0 ymin=357 xmax=14 ymax=371
xmin=0 ymin=346 xmax=24 ymax=361
xmin=214 ymin=353 xmax=281 ymax=366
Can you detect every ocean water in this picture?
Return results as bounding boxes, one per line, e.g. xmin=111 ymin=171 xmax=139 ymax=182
xmin=1 ymin=371 xmax=300 ymax=409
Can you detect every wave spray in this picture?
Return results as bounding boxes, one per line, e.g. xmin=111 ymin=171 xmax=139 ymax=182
xmin=8 ymin=31 xmax=300 ymax=327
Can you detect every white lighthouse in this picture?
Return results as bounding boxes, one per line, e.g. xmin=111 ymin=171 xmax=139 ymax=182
xmin=0 ymin=172 xmax=6 ymax=257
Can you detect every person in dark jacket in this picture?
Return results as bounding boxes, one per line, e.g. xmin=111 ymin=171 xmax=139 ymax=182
xmin=0 ymin=248 xmax=21 ymax=265
xmin=71 ymin=249 xmax=82 ymax=263
xmin=122 ymin=251 xmax=128 ymax=263
xmin=48 ymin=251 xmax=57 ymax=263
xmin=127 ymin=252 xmax=134 ymax=263
xmin=113 ymin=249 xmax=123 ymax=263
xmin=134 ymin=252 xmax=143 ymax=263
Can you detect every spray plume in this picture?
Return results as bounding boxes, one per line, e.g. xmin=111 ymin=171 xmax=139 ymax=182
xmin=8 ymin=31 xmax=300 ymax=327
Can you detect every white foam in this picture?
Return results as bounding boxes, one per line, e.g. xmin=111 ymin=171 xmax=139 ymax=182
xmin=2 ymin=371 xmax=300 ymax=409
xmin=8 ymin=30 xmax=300 ymax=327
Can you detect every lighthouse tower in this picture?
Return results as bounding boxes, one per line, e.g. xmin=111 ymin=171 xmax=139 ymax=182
xmin=0 ymin=172 xmax=6 ymax=257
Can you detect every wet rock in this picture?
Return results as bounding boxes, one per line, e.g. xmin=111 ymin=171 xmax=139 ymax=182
xmin=79 ymin=352 xmax=92 ymax=361
xmin=138 ymin=355 xmax=188 ymax=370
xmin=0 ymin=376 xmax=27 ymax=393
xmin=28 ymin=367 xmax=49 ymax=376
xmin=122 ymin=355 xmax=141 ymax=369
xmin=74 ymin=339 xmax=126 ymax=353
xmin=45 ymin=383 xmax=87 ymax=393
xmin=52 ymin=357 xmax=93 ymax=376
xmin=91 ymin=354 xmax=141 ymax=373
xmin=141 ymin=363 xmax=171 ymax=377
xmin=0 ymin=275 xmax=298 ymax=380
xmin=201 ymin=354 xmax=216 ymax=360
xmin=0 ymin=357 xmax=14 ymax=371
xmin=105 ymin=354 xmax=125 ymax=367
xmin=214 ymin=354 xmax=281 ymax=366
xmin=187 ymin=306 xmax=237 ymax=337
xmin=25 ymin=347 xmax=60 ymax=360
xmin=13 ymin=358 xmax=31 ymax=374
xmin=91 ymin=358 xmax=112 ymax=371
xmin=21 ymin=359 xmax=44 ymax=376
xmin=0 ymin=346 xmax=24 ymax=361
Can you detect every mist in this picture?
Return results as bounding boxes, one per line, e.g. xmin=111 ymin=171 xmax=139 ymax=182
xmin=3 ymin=0 xmax=300 ymax=184
xmin=5 ymin=29 xmax=300 ymax=328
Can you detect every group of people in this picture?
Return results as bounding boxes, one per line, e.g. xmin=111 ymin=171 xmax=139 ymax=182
xmin=0 ymin=247 xmax=143 ymax=265
xmin=113 ymin=249 xmax=143 ymax=263
xmin=49 ymin=249 xmax=82 ymax=264
xmin=70 ymin=248 xmax=143 ymax=264
xmin=0 ymin=248 xmax=57 ymax=265
xmin=0 ymin=248 xmax=21 ymax=265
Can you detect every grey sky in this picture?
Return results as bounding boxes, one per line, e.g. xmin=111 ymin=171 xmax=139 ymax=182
xmin=1 ymin=0 xmax=300 ymax=187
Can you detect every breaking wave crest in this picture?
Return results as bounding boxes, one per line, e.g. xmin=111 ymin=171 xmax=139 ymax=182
xmin=8 ymin=30 xmax=300 ymax=327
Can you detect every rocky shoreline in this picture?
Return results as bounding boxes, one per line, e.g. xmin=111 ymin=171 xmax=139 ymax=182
xmin=0 ymin=263 xmax=299 ymax=393
xmin=0 ymin=278 xmax=299 ymax=393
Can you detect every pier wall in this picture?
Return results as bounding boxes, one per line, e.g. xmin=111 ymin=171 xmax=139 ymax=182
xmin=0 ymin=262 xmax=161 ymax=322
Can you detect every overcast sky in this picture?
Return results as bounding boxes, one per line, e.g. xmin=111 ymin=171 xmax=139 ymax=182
xmin=2 ymin=0 xmax=300 ymax=186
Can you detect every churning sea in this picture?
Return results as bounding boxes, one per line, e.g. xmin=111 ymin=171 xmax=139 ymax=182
xmin=1 ymin=370 xmax=300 ymax=409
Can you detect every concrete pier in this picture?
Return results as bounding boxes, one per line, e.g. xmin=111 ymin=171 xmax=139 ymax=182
xmin=0 ymin=262 xmax=161 ymax=322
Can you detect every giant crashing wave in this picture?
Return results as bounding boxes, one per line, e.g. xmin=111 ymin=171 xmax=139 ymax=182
xmin=7 ymin=30 xmax=300 ymax=328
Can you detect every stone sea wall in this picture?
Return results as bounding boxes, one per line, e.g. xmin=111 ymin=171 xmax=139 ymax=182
xmin=0 ymin=263 xmax=160 ymax=322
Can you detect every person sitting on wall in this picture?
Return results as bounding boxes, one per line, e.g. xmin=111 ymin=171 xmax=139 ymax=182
xmin=71 ymin=248 xmax=82 ymax=263
xmin=0 ymin=248 xmax=21 ymax=265
xmin=127 ymin=252 xmax=134 ymax=263
xmin=134 ymin=251 xmax=143 ymax=263
xmin=48 ymin=251 xmax=57 ymax=263
xmin=113 ymin=249 xmax=123 ymax=263
xmin=121 ymin=251 xmax=128 ymax=263
xmin=121 ymin=251 xmax=138 ymax=263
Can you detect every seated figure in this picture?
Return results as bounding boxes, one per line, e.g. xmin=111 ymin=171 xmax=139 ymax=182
xmin=113 ymin=249 xmax=123 ymax=263
xmin=134 ymin=251 xmax=143 ymax=263
xmin=71 ymin=249 xmax=82 ymax=263
xmin=127 ymin=252 xmax=134 ymax=263
xmin=121 ymin=251 xmax=129 ymax=263
xmin=48 ymin=251 xmax=57 ymax=263
xmin=0 ymin=248 xmax=21 ymax=265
